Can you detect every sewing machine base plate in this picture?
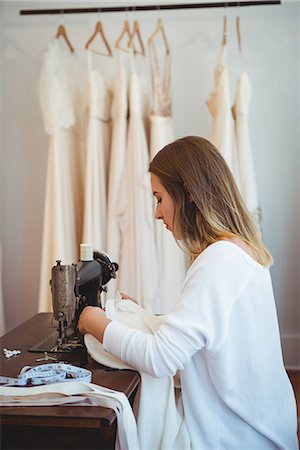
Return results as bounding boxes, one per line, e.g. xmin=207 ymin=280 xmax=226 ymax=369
xmin=28 ymin=329 xmax=85 ymax=354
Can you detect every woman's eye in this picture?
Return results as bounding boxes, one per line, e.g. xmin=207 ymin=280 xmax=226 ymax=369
xmin=156 ymin=198 xmax=161 ymax=204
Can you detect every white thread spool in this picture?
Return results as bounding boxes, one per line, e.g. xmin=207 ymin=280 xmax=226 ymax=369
xmin=80 ymin=243 xmax=93 ymax=261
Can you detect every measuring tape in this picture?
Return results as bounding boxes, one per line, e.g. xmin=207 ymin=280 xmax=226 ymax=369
xmin=0 ymin=363 xmax=92 ymax=387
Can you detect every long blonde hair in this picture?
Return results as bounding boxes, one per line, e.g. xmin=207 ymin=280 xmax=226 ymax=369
xmin=149 ymin=136 xmax=273 ymax=266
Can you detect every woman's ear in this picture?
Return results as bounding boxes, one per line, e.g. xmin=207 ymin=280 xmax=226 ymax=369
xmin=188 ymin=194 xmax=194 ymax=203
xmin=183 ymin=183 xmax=194 ymax=203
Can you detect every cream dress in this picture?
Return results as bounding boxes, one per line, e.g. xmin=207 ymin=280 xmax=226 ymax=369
xmin=233 ymin=71 xmax=261 ymax=225
xmin=38 ymin=40 xmax=85 ymax=312
xmin=207 ymin=44 xmax=240 ymax=188
xmin=116 ymin=54 xmax=159 ymax=311
xmin=148 ymin=41 xmax=186 ymax=314
xmin=106 ymin=51 xmax=128 ymax=300
xmin=82 ymin=51 xmax=112 ymax=252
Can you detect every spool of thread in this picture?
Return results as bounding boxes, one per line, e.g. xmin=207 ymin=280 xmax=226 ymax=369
xmin=80 ymin=243 xmax=93 ymax=261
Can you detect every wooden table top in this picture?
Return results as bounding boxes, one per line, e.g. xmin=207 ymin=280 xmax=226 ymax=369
xmin=0 ymin=313 xmax=140 ymax=428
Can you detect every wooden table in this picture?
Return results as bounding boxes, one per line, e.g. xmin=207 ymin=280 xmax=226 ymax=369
xmin=0 ymin=313 xmax=140 ymax=449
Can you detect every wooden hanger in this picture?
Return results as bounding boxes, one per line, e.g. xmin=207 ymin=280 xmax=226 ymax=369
xmin=115 ymin=20 xmax=133 ymax=53
xmin=222 ymin=15 xmax=227 ymax=46
xmin=129 ymin=20 xmax=146 ymax=56
xmin=55 ymin=24 xmax=74 ymax=53
xmin=148 ymin=18 xmax=170 ymax=55
xmin=236 ymin=16 xmax=242 ymax=52
xmin=85 ymin=21 xmax=113 ymax=57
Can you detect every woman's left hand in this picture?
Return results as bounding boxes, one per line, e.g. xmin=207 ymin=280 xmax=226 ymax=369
xmin=78 ymin=306 xmax=111 ymax=343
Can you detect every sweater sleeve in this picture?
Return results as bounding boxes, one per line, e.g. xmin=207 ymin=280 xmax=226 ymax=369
xmin=103 ymin=244 xmax=256 ymax=377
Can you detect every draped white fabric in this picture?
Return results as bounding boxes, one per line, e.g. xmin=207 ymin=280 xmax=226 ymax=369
xmin=148 ymin=42 xmax=186 ymax=314
xmin=38 ymin=40 xmax=86 ymax=312
xmin=85 ymin=297 xmax=191 ymax=450
xmin=116 ymin=63 xmax=159 ymax=311
xmin=106 ymin=51 xmax=128 ymax=300
xmin=207 ymin=44 xmax=241 ymax=188
xmin=0 ymin=382 xmax=139 ymax=450
xmin=82 ymin=51 xmax=112 ymax=253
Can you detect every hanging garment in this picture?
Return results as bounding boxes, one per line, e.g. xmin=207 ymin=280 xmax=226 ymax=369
xmin=116 ymin=57 xmax=159 ymax=311
xmin=82 ymin=51 xmax=112 ymax=252
xmin=0 ymin=381 xmax=139 ymax=450
xmin=232 ymin=71 xmax=261 ymax=225
xmin=148 ymin=41 xmax=187 ymax=314
xmin=0 ymin=240 xmax=5 ymax=336
xmin=106 ymin=51 xmax=128 ymax=300
xmin=207 ymin=44 xmax=240 ymax=188
xmin=85 ymin=297 xmax=190 ymax=450
xmin=38 ymin=40 xmax=86 ymax=312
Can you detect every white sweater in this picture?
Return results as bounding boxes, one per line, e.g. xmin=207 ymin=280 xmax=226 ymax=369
xmin=104 ymin=241 xmax=298 ymax=449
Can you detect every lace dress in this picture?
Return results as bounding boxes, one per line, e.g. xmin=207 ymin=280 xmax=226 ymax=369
xmin=149 ymin=41 xmax=187 ymax=314
xmin=38 ymin=39 xmax=86 ymax=312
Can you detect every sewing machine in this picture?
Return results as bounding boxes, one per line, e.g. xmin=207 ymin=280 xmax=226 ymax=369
xmin=29 ymin=246 xmax=118 ymax=354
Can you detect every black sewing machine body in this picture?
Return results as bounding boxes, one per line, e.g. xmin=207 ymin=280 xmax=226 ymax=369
xmin=29 ymin=251 xmax=118 ymax=354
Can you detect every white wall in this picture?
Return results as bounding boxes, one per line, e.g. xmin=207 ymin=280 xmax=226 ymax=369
xmin=1 ymin=1 xmax=299 ymax=367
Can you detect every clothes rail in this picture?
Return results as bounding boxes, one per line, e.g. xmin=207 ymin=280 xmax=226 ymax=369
xmin=19 ymin=1 xmax=281 ymax=16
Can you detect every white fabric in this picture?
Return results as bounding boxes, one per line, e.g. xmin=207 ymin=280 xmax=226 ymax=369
xmin=106 ymin=51 xmax=128 ymax=300
xmin=0 ymin=381 xmax=139 ymax=450
xmin=0 ymin=240 xmax=5 ymax=336
xmin=149 ymin=41 xmax=187 ymax=314
xmin=233 ymin=71 xmax=261 ymax=224
xmin=82 ymin=51 xmax=112 ymax=253
xmin=207 ymin=44 xmax=240 ymax=188
xmin=85 ymin=297 xmax=190 ymax=450
xmin=38 ymin=40 xmax=86 ymax=312
xmin=116 ymin=61 xmax=159 ymax=311
xmin=104 ymin=241 xmax=298 ymax=450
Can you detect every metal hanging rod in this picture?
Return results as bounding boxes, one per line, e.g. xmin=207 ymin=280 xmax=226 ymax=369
xmin=19 ymin=1 xmax=281 ymax=16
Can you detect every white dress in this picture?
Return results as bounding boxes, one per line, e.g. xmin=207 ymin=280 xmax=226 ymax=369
xmin=148 ymin=42 xmax=186 ymax=314
xmin=38 ymin=40 xmax=85 ymax=312
xmin=106 ymin=51 xmax=128 ymax=300
xmin=207 ymin=44 xmax=240 ymax=188
xmin=82 ymin=51 xmax=112 ymax=252
xmin=117 ymin=56 xmax=159 ymax=311
xmin=233 ymin=71 xmax=261 ymax=225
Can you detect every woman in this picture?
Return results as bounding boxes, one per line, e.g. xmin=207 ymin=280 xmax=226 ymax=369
xmin=79 ymin=136 xmax=298 ymax=449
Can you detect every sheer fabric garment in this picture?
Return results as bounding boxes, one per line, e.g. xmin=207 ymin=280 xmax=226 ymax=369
xmin=106 ymin=51 xmax=128 ymax=300
xmin=116 ymin=55 xmax=159 ymax=311
xmin=207 ymin=44 xmax=240 ymax=188
xmin=38 ymin=40 xmax=86 ymax=312
xmin=148 ymin=42 xmax=186 ymax=314
xmin=233 ymin=71 xmax=261 ymax=225
xmin=82 ymin=51 xmax=112 ymax=253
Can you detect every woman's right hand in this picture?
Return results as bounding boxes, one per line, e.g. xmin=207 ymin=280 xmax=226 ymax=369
xmin=120 ymin=292 xmax=138 ymax=303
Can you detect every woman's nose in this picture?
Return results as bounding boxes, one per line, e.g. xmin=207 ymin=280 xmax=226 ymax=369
xmin=155 ymin=204 xmax=163 ymax=220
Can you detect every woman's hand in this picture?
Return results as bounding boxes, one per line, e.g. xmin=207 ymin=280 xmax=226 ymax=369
xmin=120 ymin=292 xmax=138 ymax=303
xmin=78 ymin=306 xmax=111 ymax=343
